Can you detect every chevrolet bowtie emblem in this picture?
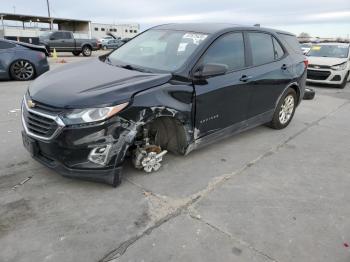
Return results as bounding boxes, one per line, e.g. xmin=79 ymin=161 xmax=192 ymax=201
xmin=27 ymin=100 xmax=36 ymax=108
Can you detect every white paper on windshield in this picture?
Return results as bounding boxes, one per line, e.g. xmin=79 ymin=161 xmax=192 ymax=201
xmin=178 ymin=42 xmax=189 ymax=52
xmin=183 ymin=33 xmax=208 ymax=45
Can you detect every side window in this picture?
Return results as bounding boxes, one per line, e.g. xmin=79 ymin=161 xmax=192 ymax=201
xmin=202 ymin=32 xmax=245 ymax=71
xmin=273 ymin=37 xmax=284 ymax=59
xmin=248 ymin=32 xmax=275 ymax=66
xmin=0 ymin=41 xmax=16 ymax=49
xmin=278 ymin=33 xmax=302 ymax=54
xmin=52 ymin=32 xmax=64 ymax=39
xmin=63 ymin=32 xmax=71 ymax=39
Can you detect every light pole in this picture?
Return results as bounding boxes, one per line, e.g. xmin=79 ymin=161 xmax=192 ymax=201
xmin=46 ymin=0 xmax=52 ymax=30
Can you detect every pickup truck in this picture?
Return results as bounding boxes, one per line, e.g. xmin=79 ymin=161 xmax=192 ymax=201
xmin=39 ymin=31 xmax=99 ymax=56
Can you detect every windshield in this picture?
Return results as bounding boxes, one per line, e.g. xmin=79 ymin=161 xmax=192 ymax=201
xmin=307 ymin=45 xmax=349 ymax=58
xmin=108 ymin=29 xmax=208 ymax=72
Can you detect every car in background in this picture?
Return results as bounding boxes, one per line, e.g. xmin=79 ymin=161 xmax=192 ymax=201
xmin=301 ymin=43 xmax=312 ymax=54
xmin=306 ymin=43 xmax=350 ymax=88
xmin=0 ymin=39 xmax=49 ymax=81
xmin=39 ymin=31 xmax=99 ymax=57
xmin=101 ymin=39 xmax=124 ymax=50
xmin=22 ymin=24 xmax=307 ymax=186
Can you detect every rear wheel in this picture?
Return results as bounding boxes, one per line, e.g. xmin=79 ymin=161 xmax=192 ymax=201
xmin=10 ymin=60 xmax=35 ymax=81
xmin=82 ymin=45 xmax=92 ymax=57
xmin=269 ymin=88 xmax=297 ymax=129
xmin=72 ymin=51 xmax=81 ymax=56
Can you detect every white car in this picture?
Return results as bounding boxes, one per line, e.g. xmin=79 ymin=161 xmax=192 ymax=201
xmin=306 ymin=43 xmax=350 ymax=88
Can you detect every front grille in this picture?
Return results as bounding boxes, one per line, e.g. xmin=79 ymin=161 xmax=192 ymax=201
xmin=22 ymin=99 xmax=65 ymax=140
xmin=307 ymin=70 xmax=331 ymax=80
xmin=308 ymin=64 xmax=331 ymax=69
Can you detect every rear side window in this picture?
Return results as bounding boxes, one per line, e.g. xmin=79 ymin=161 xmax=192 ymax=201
xmin=273 ymin=37 xmax=285 ymax=59
xmin=202 ymin=32 xmax=245 ymax=71
xmin=278 ymin=33 xmax=302 ymax=54
xmin=248 ymin=32 xmax=275 ymax=66
xmin=0 ymin=41 xmax=16 ymax=49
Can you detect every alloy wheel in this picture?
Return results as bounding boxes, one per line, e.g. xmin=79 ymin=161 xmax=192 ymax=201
xmin=12 ymin=60 xmax=34 ymax=80
xmin=279 ymin=95 xmax=295 ymax=124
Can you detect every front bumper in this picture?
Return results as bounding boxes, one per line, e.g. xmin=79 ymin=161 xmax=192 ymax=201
xmin=307 ymin=68 xmax=348 ymax=85
xmin=21 ymin=101 xmax=137 ymax=186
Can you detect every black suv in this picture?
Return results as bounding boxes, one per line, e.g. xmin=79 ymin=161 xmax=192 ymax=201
xmin=22 ymin=24 xmax=307 ymax=186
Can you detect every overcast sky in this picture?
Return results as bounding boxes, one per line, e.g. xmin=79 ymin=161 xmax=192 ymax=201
xmin=3 ymin=0 xmax=350 ymax=38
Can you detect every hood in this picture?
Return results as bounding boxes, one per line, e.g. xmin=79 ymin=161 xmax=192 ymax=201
xmin=29 ymin=58 xmax=172 ymax=108
xmin=307 ymin=56 xmax=348 ymax=67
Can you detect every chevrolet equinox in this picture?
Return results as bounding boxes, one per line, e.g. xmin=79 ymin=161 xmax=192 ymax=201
xmin=22 ymin=24 xmax=307 ymax=187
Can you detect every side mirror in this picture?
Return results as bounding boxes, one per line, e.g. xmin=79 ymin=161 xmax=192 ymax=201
xmin=194 ymin=63 xmax=228 ymax=78
xmin=49 ymin=36 xmax=55 ymax=40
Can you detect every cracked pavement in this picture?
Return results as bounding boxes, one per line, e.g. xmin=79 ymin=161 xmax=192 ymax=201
xmin=1 ymin=52 xmax=350 ymax=262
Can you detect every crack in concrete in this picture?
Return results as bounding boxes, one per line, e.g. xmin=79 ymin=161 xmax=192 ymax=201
xmin=98 ymin=99 xmax=349 ymax=261
xmin=188 ymin=212 xmax=279 ymax=262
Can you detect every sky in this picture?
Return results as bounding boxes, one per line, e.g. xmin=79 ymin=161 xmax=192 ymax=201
xmin=2 ymin=0 xmax=350 ymax=38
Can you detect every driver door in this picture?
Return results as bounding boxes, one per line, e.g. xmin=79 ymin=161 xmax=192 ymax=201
xmin=193 ymin=32 xmax=253 ymax=138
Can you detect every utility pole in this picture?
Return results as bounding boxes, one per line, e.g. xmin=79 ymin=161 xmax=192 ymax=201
xmin=46 ymin=0 xmax=52 ymax=30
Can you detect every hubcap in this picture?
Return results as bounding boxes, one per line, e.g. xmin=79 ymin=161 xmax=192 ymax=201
xmin=279 ymin=95 xmax=295 ymax=124
xmin=12 ymin=60 xmax=34 ymax=80
xmin=84 ymin=48 xmax=91 ymax=55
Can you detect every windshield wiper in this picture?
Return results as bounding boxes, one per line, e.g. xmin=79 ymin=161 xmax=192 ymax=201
xmin=118 ymin=64 xmax=152 ymax=73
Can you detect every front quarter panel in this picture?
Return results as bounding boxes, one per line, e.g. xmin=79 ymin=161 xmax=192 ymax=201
xmin=120 ymin=79 xmax=195 ymax=148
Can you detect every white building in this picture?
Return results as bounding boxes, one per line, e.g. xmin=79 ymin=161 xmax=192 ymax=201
xmin=0 ymin=12 xmax=140 ymax=43
xmin=91 ymin=23 xmax=140 ymax=39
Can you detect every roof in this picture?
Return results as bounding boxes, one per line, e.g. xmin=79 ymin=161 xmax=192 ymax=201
xmin=0 ymin=12 xmax=90 ymax=23
xmin=152 ymin=23 xmax=294 ymax=36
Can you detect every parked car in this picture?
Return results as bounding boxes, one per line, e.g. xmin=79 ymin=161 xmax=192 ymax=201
xmin=102 ymin=39 xmax=124 ymax=50
xmin=300 ymin=43 xmax=312 ymax=54
xmin=306 ymin=43 xmax=350 ymax=88
xmin=39 ymin=31 xmax=99 ymax=56
xmin=22 ymin=23 xmax=307 ymax=187
xmin=0 ymin=39 xmax=49 ymax=81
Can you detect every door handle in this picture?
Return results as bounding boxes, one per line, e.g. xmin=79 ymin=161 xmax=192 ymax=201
xmin=281 ymin=64 xmax=288 ymax=70
xmin=239 ymin=75 xmax=252 ymax=82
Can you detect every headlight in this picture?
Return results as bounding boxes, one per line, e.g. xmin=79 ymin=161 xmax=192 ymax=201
xmin=331 ymin=62 xmax=348 ymax=71
xmin=63 ymin=102 xmax=128 ymax=125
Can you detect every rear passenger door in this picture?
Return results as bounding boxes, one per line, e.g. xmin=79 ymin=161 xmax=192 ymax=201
xmin=245 ymin=32 xmax=293 ymax=118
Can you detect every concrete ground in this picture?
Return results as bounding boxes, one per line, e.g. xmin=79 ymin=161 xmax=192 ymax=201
xmin=0 ymin=51 xmax=350 ymax=262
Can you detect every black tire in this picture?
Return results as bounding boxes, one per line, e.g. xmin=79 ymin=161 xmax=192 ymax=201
xmin=303 ymin=88 xmax=315 ymax=100
xmin=338 ymin=72 xmax=349 ymax=89
xmin=269 ymin=88 xmax=297 ymax=130
xmin=72 ymin=51 xmax=81 ymax=56
xmin=10 ymin=60 xmax=35 ymax=81
xmin=102 ymin=45 xmax=107 ymax=50
xmin=82 ymin=45 xmax=92 ymax=57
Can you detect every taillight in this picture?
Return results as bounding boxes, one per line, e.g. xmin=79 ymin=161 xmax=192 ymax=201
xmin=38 ymin=52 xmax=46 ymax=59
xmin=303 ymin=59 xmax=308 ymax=68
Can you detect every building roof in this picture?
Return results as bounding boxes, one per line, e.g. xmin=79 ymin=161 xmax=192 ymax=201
xmin=0 ymin=12 xmax=90 ymax=23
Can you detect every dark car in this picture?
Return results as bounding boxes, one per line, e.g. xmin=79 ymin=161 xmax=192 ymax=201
xmin=0 ymin=39 xmax=49 ymax=81
xmin=21 ymin=23 xmax=307 ymax=186
xmin=39 ymin=31 xmax=99 ymax=56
